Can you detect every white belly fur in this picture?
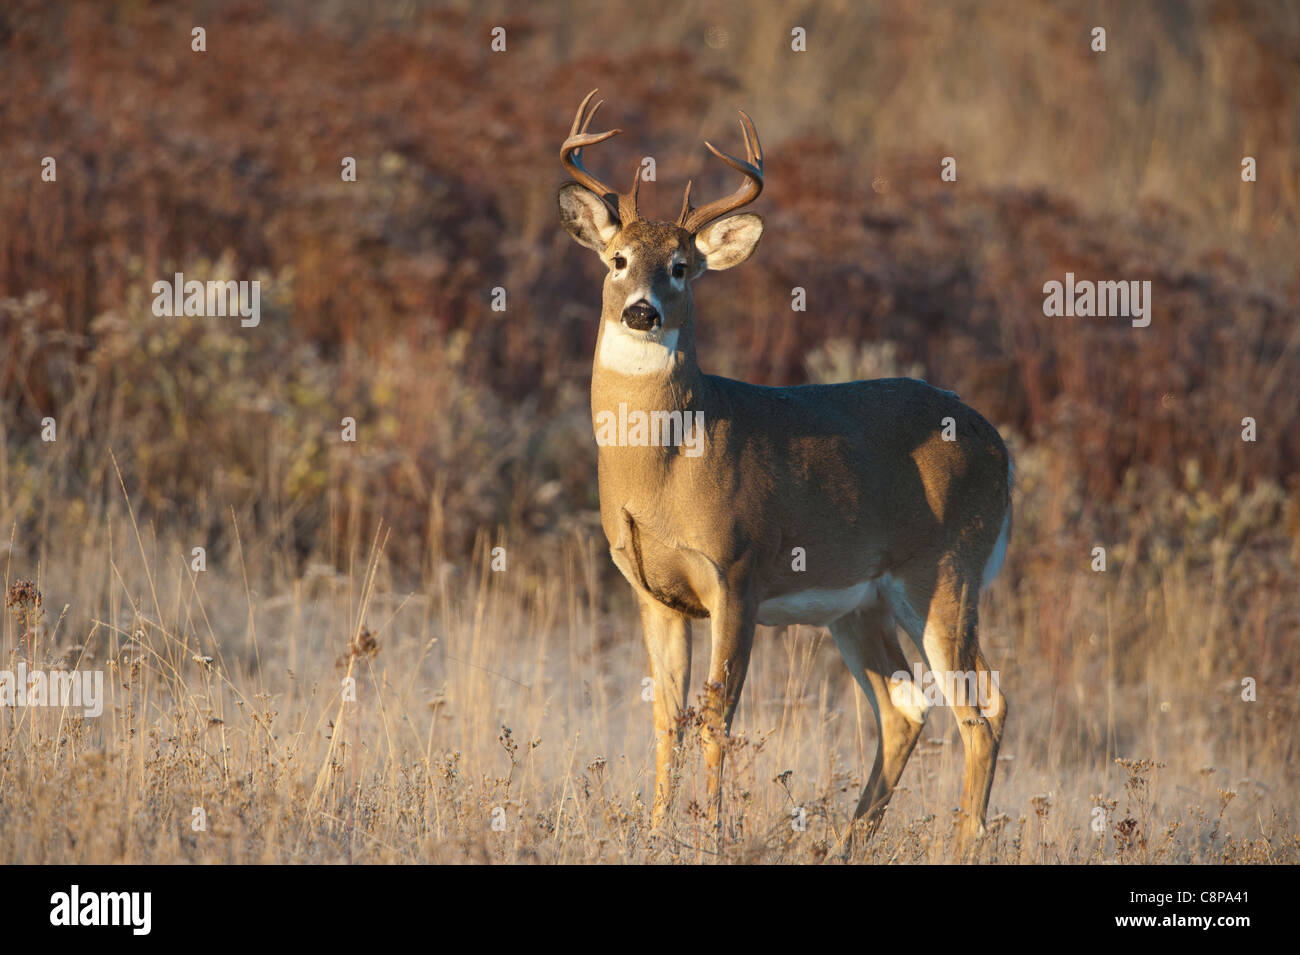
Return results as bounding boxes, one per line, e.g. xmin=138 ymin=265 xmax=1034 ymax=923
xmin=756 ymin=579 xmax=881 ymax=627
xmin=755 ymin=573 xmax=924 ymax=636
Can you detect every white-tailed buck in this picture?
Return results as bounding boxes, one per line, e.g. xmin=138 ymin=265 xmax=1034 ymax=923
xmin=558 ymin=90 xmax=1013 ymax=850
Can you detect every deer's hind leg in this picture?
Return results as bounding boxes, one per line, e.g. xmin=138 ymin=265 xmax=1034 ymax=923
xmin=912 ymin=560 xmax=1007 ymax=853
xmin=829 ymin=599 xmax=929 ymax=839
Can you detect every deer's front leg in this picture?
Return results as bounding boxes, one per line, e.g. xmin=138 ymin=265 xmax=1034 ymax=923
xmin=639 ymin=596 xmax=691 ymax=829
xmin=701 ymin=585 xmax=756 ymax=819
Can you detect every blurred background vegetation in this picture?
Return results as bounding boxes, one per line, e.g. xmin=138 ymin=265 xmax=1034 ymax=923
xmin=1 ymin=0 xmax=1297 ymax=654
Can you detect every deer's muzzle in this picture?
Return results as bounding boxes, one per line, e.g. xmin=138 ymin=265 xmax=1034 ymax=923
xmin=622 ymin=300 xmax=661 ymax=332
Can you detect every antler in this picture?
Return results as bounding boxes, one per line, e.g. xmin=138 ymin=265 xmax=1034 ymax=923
xmin=560 ymin=89 xmax=641 ymax=223
xmin=677 ymin=109 xmax=764 ymax=234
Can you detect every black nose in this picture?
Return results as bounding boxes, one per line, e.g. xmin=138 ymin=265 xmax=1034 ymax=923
xmin=622 ymin=301 xmax=661 ymax=332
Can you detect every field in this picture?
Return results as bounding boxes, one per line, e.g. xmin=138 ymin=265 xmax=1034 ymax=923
xmin=1 ymin=0 xmax=1297 ymax=864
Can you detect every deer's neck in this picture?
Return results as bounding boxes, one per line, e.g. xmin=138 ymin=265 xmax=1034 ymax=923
xmin=591 ymin=319 xmax=706 ymax=411
xmin=590 ymin=319 xmax=710 ymax=478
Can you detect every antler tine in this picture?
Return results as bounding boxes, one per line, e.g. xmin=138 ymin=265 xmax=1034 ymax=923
xmin=568 ymin=88 xmax=603 ymax=139
xmin=738 ymin=109 xmax=762 ymax=165
xmin=678 ymin=108 xmax=764 ymax=234
xmin=561 ymin=89 xmax=640 ymax=222
xmin=677 ymin=180 xmax=695 ymax=228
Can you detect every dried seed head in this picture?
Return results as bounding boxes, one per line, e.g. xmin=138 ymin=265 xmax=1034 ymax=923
xmin=6 ymin=579 xmax=43 ymax=616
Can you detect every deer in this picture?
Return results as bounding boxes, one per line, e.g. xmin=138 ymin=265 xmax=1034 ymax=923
xmin=557 ymin=90 xmax=1013 ymax=853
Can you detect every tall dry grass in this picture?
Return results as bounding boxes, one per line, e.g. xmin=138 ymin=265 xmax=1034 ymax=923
xmin=1 ymin=441 xmax=1295 ymax=863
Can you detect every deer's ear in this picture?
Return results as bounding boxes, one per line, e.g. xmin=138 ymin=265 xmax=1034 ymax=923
xmin=558 ymin=183 xmax=620 ymax=252
xmin=693 ymin=214 xmax=763 ymax=271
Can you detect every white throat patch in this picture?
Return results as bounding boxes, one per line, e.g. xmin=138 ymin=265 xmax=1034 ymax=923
xmin=598 ymin=323 xmax=679 ymax=376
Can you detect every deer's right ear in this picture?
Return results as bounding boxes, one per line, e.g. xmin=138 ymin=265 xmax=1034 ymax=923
xmin=558 ymin=183 xmax=620 ymax=252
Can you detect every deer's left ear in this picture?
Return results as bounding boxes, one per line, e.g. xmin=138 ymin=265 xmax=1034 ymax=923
xmin=558 ymin=183 xmax=621 ymax=252
xmin=693 ymin=213 xmax=764 ymax=272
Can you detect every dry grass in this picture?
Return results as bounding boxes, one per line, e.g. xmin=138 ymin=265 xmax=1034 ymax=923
xmin=2 ymin=457 xmax=1295 ymax=864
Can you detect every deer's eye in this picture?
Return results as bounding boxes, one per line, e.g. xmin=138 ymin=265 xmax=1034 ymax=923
xmin=612 ymin=255 xmax=627 ymax=270
xmin=672 ymin=262 xmax=687 ymax=279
